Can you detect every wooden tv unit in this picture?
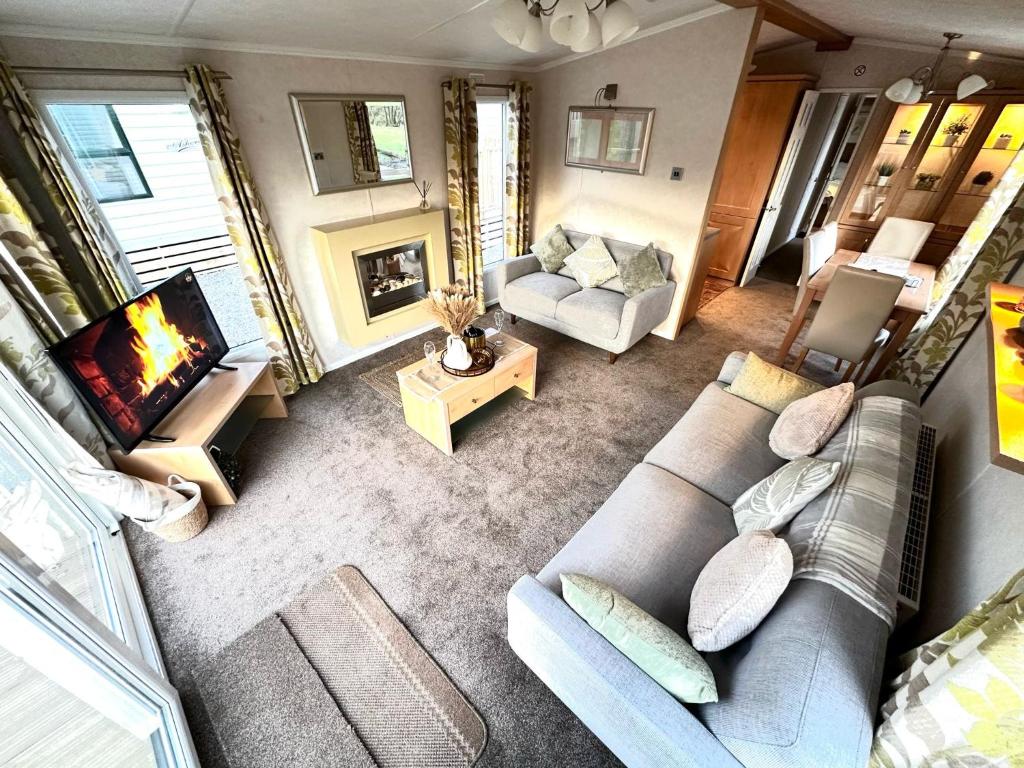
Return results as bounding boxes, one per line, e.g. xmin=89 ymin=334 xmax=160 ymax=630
xmin=109 ymin=361 xmax=286 ymax=506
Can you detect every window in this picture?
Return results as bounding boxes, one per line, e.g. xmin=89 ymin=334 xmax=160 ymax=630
xmin=48 ymin=104 xmax=152 ymax=203
xmin=477 ymin=95 xmax=509 ymax=267
xmin=42 ymin=95 xmax=262 ymax=352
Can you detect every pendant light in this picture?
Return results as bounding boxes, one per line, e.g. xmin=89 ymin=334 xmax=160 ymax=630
xmin=549 ymin=0 xmax=590 ymax=46
xmin=884 ymin=32 xmax=994 ymax=105
xmin=519 ymin=4 xmax=544 ymax=53
xmin=571 ymin=11 xmax=603 ymax=53
xmin=601 ymin=0 xmax=639 ymax=47
xmin=491 ymin=0 xmax=530 ymax=47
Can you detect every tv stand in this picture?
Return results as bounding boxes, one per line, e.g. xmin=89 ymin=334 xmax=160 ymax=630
xmin=109 ymin=361 xmax=287 ymax=505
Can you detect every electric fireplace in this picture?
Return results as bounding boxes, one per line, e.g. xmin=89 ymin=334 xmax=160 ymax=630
xmin=49 ymin=269 xmax=229 ymax=451
xmin=355 ymin=239 xmax=428 ymax=321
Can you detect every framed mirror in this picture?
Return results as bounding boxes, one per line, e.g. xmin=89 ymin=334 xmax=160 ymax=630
xmin=565 ymin=106 xmax=655 ymax=175
xmin=290 ymin=94 xmax=414 ymax=194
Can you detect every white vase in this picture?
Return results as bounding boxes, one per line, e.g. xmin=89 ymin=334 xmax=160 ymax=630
xmin=942 ymin=134 xmax=958 ymax=147
xmin=443 ymin=335 xmax=473 ymax=370
xmin=877 ymin=175 xmax=891 ymax=187
xmin=995 ymin=135 xmax=1012 ymax=150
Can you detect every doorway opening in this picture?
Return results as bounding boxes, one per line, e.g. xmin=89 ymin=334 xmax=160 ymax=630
xmin=477 ymin=93 xmax=509 ymax=269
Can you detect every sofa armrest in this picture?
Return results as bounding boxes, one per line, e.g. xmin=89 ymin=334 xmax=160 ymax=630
xmin=497 ymin=254 xmax=542 ymax=290
xmin=717 ymin=352 xmax=748 ymax=385
xmin=507 ymin=575 xmax=742 ymax=768
xmin=616 ymin=281 xmax=676 ymax=348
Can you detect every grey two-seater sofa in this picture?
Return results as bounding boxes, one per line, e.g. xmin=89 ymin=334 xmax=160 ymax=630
xmin=497 ymin=230 xmax=675 ymax=363
xmin=508 ymin=353 xmax=922 ymax=768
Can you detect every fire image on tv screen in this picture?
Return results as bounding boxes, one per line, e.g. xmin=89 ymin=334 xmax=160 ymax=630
xmin=49 ymin=269 xmax=229 ymax=451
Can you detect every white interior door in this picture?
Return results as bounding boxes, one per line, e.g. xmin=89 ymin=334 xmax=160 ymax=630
xmin=739 ymin=90 xmax=820 ymax=287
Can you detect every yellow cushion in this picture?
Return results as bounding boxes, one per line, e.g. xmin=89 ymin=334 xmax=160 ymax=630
xmin=725 ymin=352 xmax=823 ymax=414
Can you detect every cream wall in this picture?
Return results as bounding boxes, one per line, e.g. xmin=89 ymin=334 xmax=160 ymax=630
xmin=531 ymin=7 xmax=759 ymax=338
xmin=753 ymin=39 xmax=1024 ymax=91
xmin=0 ymin=35 xmax=525 ymax=367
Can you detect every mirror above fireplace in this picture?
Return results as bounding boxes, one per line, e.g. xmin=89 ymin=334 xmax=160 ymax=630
xmin=290 ymin=94 xmax=414 ymax=194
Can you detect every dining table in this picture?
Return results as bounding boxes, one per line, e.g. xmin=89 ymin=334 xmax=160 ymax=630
xmin=776 ymin=249 xmax=937 ymax=383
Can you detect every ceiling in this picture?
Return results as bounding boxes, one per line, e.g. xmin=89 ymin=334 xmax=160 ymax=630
xmin=1 ymin=0 xmax=1021 ymax=69
xmin=0 ymin=0 xmax=722 ymax=69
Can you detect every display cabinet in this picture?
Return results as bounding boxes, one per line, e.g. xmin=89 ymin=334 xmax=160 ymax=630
xmin=833 ymin=93 xmax=1024 ymax=265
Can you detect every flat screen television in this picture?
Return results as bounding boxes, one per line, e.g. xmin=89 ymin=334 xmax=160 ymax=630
xmin=49 ymin=269 xmax=229 ymax=452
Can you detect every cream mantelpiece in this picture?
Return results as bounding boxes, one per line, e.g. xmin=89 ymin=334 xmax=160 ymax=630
xmin=311 ymin=208 xmax=450 ymax=348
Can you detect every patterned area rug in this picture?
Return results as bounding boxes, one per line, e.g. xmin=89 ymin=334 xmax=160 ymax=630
xmin=359 ymin=332 xmax=447 ymax=408
xmin=196 ymin=566 xmax=487 ymax=768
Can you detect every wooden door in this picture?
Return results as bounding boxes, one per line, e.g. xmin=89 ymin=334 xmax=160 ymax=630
xmin=708 ymin=75 xmax=815 ymax=281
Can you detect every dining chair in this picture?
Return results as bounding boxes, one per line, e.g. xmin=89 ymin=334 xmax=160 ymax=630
xmin=791 ymin=265 xmax=905 ymax=383
xmin=794 ymin=222 xmax=837 ymax=314
xmin=866 ymin=217 xmax=935 ymax=261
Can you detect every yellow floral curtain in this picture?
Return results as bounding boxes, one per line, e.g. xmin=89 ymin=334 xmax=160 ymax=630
xmin=443 ymin=78 xmax=485 ymax=314
xmin=870 ymin=568 xmax=1024 ymax=767
xmin=0 ymin=57 xmax=136 ymax=313
xmin=343 ymin=102 xmax=381 ymax=184
xmin=185 ymin=64 xmax=323 ymax=395
xmin=885 ymin=149 xmax=1024 ymax=394
xmin=504 ymin=81 xmax=532 ymax=259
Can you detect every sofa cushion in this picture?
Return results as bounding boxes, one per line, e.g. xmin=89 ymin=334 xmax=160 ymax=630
xmin=531 ymin=224 xmax=574 ymax=272
xmin=554 ymin=288 xmax=627 ymax=339
xmin=564 ymin=235 xmax=619 ymax=288
xmin=688 ymin=531 xmax=793 ymax=652
xmin=725 ymin=352 xmax=823 ymax=414
xmin=732 ymin=457 xmax=841 ymax=534
xmin=617 ymin=242 xmax=669 ymax=298
xmin=770 ymin=383 xmax=854 ymax=460
xmin=644 ymin=383 xmax=785 ymax=506
xmin=503 ymin=272 xmax=581 ymax=318
xmin=696 ymin=580 xmax=888 ymax=768
xmin=561 ymin=265 xmax=625 ymax=294
xmin=538 ymin=463 xmax=737 ymax=637
xmin=561 ymin=574 xmax=718 ymax=704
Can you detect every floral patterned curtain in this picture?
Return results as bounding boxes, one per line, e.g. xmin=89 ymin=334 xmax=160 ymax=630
xmin=0 ymin=58 xmax=137 ymax=312
xmin=504 ymin=81 xmax=532 ymax=259
xmin=0 ymin=172 xmax=90 ymax=343
xmin=885 ymin=149 xmax=1024 ymax=394
xmin=185 ymin=64 xmax=323 ymax=395
xmin=443 ymin=78 xmax=485 ymax=314
xmin=870 ymin=568 xmax=1024 ymax=767
xmin=343 ymin=102 xmax=381 ymax=184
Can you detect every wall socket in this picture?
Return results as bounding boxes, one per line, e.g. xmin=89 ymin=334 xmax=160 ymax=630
xmin=670 ymin=167 xmax=684 ymax=181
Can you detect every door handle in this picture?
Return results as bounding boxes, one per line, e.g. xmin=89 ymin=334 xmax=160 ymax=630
xmin=765 ymin=205 xmax=778 ymax=212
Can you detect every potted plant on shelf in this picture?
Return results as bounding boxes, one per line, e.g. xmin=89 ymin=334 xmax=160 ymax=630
xmin=970 ymin=170 xmax=995 ymax=194
xmin=995 ymin=132 xmax=1013 ymax=150
xmin=875 ymin=160 xmax=898 ymax=187
xmin=941 ymin=115 xmax=971 ymax=147
xmin=896 ymin=128 xmax=913 ymax=145
xmin=915 ymin=172 xmax=941 ymax=191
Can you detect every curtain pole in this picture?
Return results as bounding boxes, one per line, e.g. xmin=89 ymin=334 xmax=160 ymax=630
xmin=12 ymin=66 xmax=232 ymax=80
xmin=441 ymin=80 xmax=510 ymax=90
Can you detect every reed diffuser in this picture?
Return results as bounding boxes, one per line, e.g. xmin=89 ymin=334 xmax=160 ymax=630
xmin=415 ymin=179 xmax=432 ymax=211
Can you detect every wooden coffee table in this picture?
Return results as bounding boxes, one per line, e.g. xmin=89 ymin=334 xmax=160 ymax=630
xmin=396 ymin=333 xmax=537 ymax=455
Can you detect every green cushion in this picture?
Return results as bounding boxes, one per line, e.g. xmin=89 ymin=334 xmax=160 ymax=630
xmin=724 ymin=352 xmax=823 ymax=414
xmin=560 ymin=573 xmax=718 ymax=704
xmin=530 ymin=224 xmax=574 ymax=273
xmin=617 ymin=242 xmax=668 ymax=298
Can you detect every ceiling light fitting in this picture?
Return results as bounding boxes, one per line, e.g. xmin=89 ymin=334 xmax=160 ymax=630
xmin=884 ymin=32 xmax=994 ymax=105
xmin=492 ymin=0 xmax=639 ymax=54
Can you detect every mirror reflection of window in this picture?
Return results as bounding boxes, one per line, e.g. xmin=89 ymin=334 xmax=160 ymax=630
xmin=292 ymin=95 xmax=413 ymax=194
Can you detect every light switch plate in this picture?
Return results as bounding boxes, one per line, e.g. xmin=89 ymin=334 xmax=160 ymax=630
xmin=670 ymin=167 xmax=683 ymax=181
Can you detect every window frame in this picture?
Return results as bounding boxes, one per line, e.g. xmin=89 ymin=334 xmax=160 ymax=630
xmin=477 ymin=92 xmax=510 ymax=269
xmin=48 ymin=102 xmax=154 ymax=204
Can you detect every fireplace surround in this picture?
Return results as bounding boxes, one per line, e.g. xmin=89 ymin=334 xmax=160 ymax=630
xmin=312 ymin=208 xmax=450 ymax=348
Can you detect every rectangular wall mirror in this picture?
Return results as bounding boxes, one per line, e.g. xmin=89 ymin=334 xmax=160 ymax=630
xmin=565 ymin=106 xmax=655 ymax=175
xmin=291 ymin=94 xmax=413 ymax=194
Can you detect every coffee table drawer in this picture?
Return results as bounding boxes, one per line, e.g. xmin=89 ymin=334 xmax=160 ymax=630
xmin=495 ymin=354 xmax=534 ymax=393
xmin=447 ymin=379 xmax=495 ymax=422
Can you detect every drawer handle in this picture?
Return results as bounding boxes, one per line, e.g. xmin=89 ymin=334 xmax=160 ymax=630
xmin=513 ymin=372 xmax=520 ymax=379
xmin=472 ymin=397 xmax=479 ymax=404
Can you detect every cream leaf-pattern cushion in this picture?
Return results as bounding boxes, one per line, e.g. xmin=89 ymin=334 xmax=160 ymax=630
xmin=769 ymin=383 xmax=855 ymax=459
xmin=724 ymin=352 xmax=824 ymax=414
xmin=732 ymin=457 xmax=840 ymax=533
xmin=564 ymin=235 xmax=619 ymax=289
xmin=530 ymin=224 xmax=574 ymax=273
xmin=688 ymin=531 xmax=793 ymax=652
xmin=561 ymin=573 xmax=718 ymax=703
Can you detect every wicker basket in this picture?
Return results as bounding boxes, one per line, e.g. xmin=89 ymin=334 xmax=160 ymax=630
xmin=154 ymin=475 xmax=209 ymax=542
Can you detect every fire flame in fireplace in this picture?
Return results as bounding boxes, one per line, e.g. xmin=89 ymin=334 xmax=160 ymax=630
xmin=126 ymin=293 xmax=204 ymax=397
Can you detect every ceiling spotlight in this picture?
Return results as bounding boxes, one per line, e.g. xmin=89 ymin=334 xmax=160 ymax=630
xmin=601 ymin=0 xmax=639 ymax=47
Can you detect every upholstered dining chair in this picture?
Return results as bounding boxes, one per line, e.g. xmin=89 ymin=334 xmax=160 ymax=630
xmin=866 ymin=217 xmax=935 ymax=261
xmin=792 ymin=266 xmax=905 ymax=383
xmin=794 ymin=222 xmax=838 ymax=313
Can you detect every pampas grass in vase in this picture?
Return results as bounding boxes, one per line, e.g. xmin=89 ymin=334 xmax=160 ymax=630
xmin=423 ymin=281 xmax=479 ymax=337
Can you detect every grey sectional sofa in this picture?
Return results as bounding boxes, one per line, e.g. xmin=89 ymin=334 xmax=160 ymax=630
xmin=497 ymin=230 xmax=675 ymax=363
xmin=507 ymin=353 xmax=922 ymax=768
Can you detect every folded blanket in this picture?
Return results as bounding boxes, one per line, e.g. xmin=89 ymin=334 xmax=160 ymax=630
xmin=783 ymin=396 xmax=921 ymax=628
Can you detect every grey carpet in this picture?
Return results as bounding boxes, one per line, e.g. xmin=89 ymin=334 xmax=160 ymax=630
xmin=126 ymin=277 xmax=839 ymax=768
